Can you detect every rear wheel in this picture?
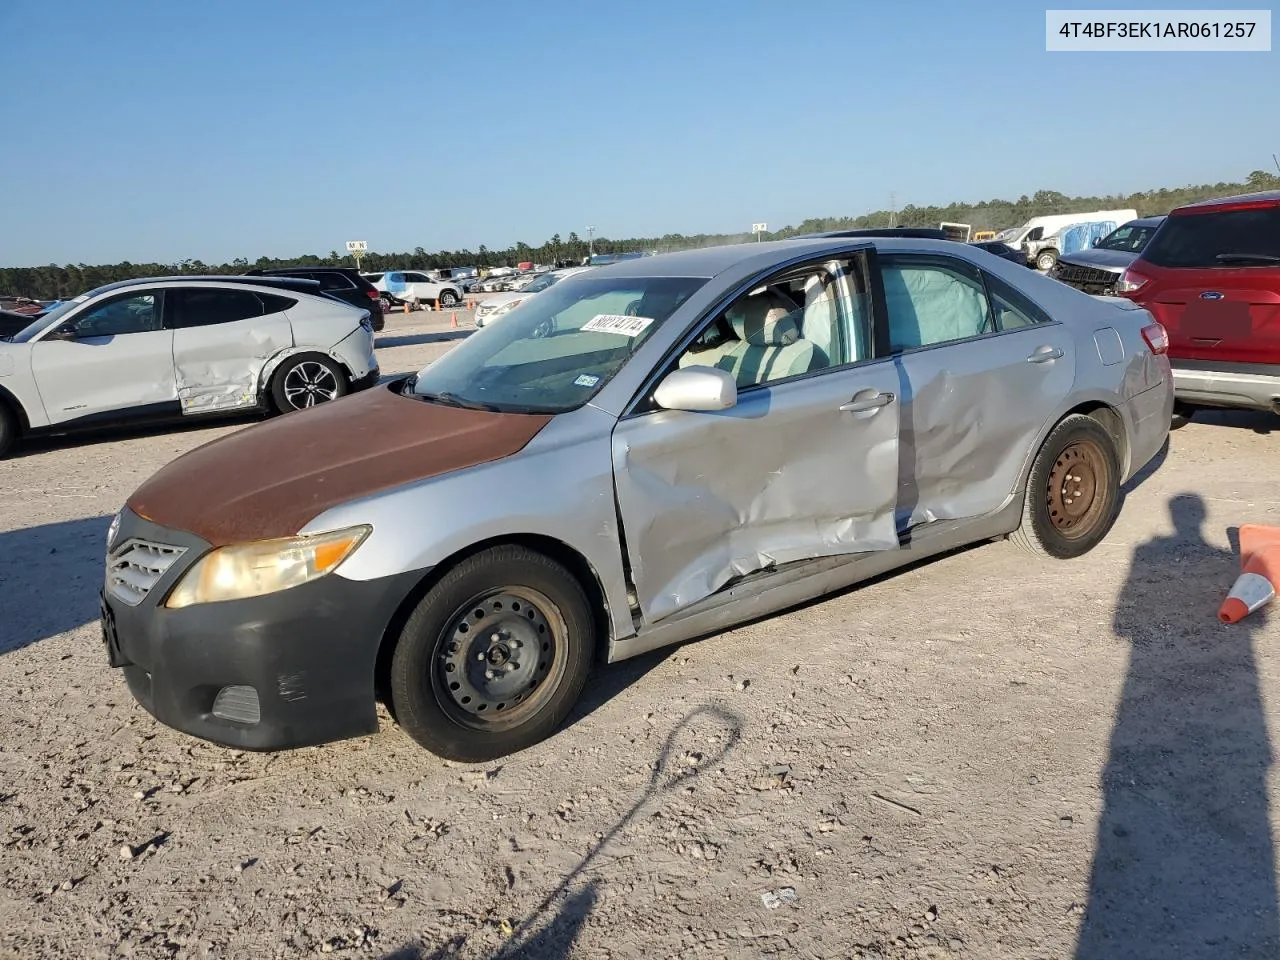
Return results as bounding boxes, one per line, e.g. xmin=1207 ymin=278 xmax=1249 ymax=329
xmin=1012 ymin=414 xmax=1121 ymax=559
xmin=439 ymin=290 xmax=459 ymax=308
xmin=271 ymin=354 xmax=348 ymax=413
xmin=1170 ymin=402 xmax=1197 ymax=430
xmin=390 ymin=545 xmax=594 ymax=762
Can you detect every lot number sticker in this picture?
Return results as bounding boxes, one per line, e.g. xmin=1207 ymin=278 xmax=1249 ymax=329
xmin=581 ymin=314 xmax=654 ymax=336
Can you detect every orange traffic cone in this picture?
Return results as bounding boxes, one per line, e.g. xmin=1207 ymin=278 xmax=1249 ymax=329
xmin=450 ymin=312 xmax=458 ymax=328
xmin=402 ymin=301 xmax=409 ymax=315
xmin=1219 ymin=524 xmax=1280 ymax=623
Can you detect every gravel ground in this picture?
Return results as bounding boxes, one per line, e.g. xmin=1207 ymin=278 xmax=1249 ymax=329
xmin=3 ymin=308 xmax=1280 ymax=959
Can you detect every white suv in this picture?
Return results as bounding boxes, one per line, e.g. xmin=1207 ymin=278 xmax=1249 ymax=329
xmin=0 ymin=276 xmax=379 ymax=457
xmin=366 ymin=271 xmax=463 ymax=310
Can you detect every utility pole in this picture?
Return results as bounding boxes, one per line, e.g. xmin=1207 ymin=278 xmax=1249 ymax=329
xmin=889 ymin=192 xmax=897 ymax=228
xmin=587 ymin=225 xmax=596 ymax=258
xmin=1273 ymin=153 xmax=1280 ymax=176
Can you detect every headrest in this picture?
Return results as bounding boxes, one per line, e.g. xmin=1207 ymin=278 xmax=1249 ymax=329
xmin=727 ymin=293 xmax=799 ymax=346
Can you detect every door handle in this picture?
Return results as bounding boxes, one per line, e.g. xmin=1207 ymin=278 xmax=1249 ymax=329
xmin=839 ymin=391 xmax=895 ymax=413
xmin=1027 ymin=345 xmax=1064 ymax=363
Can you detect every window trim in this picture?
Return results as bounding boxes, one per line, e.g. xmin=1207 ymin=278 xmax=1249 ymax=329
xmin=60 ymin=289 xmax=165 ymax=339
xmin=870 ymin=252 xmax=1059 ymax=359
xmin=623 ymin=247 xmax=882 ymax=418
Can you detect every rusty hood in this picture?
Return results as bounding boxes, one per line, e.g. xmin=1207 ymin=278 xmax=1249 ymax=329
xmin=127 ymin=385 xmax=553 ymax=546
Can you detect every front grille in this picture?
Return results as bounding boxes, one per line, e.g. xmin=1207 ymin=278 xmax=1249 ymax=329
xmin=107 ymin=539 xmax=188 ymax=606
xmin=1054 ymin=262 xmax=1121 ymax=290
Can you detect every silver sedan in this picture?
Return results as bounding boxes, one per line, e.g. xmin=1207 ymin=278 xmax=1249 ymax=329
xmin=104 ymin=237 xmax=1173 ymax=761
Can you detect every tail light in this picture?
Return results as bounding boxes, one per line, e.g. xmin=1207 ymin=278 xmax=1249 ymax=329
xmin=1115 ymin=267 xmax=1151 ymax=295
xmin=1140 ymin=321 xmax=1169 ymax=355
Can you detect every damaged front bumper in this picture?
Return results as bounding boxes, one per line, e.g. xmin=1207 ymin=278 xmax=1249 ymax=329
xmin=101 ymin=507 xmax=422 ymax=750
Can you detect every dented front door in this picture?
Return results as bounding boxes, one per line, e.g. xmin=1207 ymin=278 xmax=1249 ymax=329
xmin=168 ymin=288 xmax=293 ymax=414
xmin=611 ymin=362 xmax=902 ymax=624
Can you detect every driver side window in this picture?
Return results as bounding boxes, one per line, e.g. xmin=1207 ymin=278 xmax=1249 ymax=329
xmin=69 ymin=293 xmax=162 ymax=338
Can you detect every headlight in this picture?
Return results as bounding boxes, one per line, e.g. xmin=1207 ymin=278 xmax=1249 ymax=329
xmin=106 ymin=510 xmax=121 ymax=550
xmin=492 ymin=298 xmax=524 ymax=316
xmin=164 ymin=525 xmax=370 ymax=609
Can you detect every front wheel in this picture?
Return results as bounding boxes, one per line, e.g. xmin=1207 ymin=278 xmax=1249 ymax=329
xmin=438 ymin=290 xmax=459 ymax=308
xmin=1036 ymin=250 xmax=1058 ymax=272
xmin=271 ymin=353 xmax=348 ymax=412
xmin=0 ymin=403 xmax=15 ymax=459
xmin=1011 ymin=414 xmax=1121 ymax=559
xmin=390 ymin=545 xmax=595 ymax=762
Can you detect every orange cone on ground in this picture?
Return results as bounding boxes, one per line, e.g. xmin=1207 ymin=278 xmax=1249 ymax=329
xmin=451 ymin=312 xmax=458 ymax=328
xmin=402 ymin=301 xmax=409 ymax=315
xmin=1219 ymin=524 xmax=1280 ymax=623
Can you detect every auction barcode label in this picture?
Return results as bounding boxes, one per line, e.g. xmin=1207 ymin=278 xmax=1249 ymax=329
xmin=1046 ymin=9 xmax=1271 ymax=50
xmin=581 ymin=314 xmax=655 ymax=336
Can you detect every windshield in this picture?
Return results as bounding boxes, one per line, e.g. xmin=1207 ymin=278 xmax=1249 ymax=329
xmin=408 ymin=275 xmax=707 ymax=413
xmin=10 ymin=296 xmax=86 ymax=342
xmin=1096 ymin=224 xmax=1157 ymax=253
xmin=993 ymin=227 xmax=1020 ymax=242
xmin=522 ymin=273 xmax=562 ymax=294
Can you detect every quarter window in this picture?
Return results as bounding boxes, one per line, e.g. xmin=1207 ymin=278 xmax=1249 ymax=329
xmin=315 ymin=272 xmax=355 ymax=291
xmin=984 ymin=273 xmax=1050 ymax=330
xmin=69 ymin=293 xmax=162 ymax=338
xmin=879 ymin=255 xmax=994 ymax=351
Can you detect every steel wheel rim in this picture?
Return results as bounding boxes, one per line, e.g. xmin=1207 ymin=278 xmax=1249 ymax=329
xmin=283 ymin=362 xmax=339 ymax=409
xmin=1046 ymin=438 xmax=1108 ymax=540
xmin=432 ymin=587 xmax=567 ymax=731
xmin=440 ymin=292 xmax=456 ymax=307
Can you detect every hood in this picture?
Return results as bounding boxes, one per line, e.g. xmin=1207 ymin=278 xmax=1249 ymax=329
xmin=127 ymin=384 xmax=552 ymax=546
xmin=1056 ymin=247 xmax=1138 ymax=272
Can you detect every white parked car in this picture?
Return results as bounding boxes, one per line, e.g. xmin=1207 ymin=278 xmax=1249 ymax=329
xmin=0 ymin=276 xmax=379 ymax=457
xmin=368 ymin=271 xmax=463 ymax=309
xmin=473 ymin=267 xmax=592 ymax=327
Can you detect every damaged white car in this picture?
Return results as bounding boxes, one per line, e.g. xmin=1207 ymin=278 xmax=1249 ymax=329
xmin=0 ymin=275 xmax=378 ymax=457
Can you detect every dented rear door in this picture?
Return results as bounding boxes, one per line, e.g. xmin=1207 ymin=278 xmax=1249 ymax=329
xmin=611 ymin=361 xmax=902 ymax=625
xmin=168 ymin=288 xmax=293 ymax=414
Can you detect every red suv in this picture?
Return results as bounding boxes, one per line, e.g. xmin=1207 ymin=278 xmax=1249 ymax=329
xmin=1116 ymin=191 xmax=1280 ymax=419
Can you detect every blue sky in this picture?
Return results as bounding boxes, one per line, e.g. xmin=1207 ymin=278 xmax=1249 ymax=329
xmin=0 ymin=0 xmax=1274 ymax=266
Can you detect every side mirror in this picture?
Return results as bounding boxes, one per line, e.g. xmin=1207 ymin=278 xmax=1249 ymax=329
xmin=653 ymin=366 xmax=737 ymax=412
xmin=42 ymin=325 xmax=77 ymax=342
xmin=1092 ymin=237 xmax=1102 ymax=247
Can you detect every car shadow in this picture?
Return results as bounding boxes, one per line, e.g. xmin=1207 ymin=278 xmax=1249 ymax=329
xmin=0 ymin=514 xmax=113 ymax=655
xmin=1186 ymin=408 xmax=1277 ymax=436
xmin=12 ymin=413 xmax=260 ymax=459
xmin=375 ymin=331 xmax=471 ymax=349
xmin=558 ymin=647 xmax=674 ymax=733
xmin=1075 ymin=493 xmax=1279 ymax=958
xmin=1121 ymin=432 xmax=1169 ymax=494
xmin=378 ymin=704 xmax=743 ymax=960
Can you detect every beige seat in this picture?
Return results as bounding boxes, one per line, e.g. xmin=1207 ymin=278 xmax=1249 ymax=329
xmin=718 ymin=291 xmax=816 ymax=387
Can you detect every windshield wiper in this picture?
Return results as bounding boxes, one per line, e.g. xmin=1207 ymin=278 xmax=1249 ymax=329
xmin=1216 ymin=253 xmax=1280 ymax=264
xmin=415 ymin=390 xmax=502 ymax=412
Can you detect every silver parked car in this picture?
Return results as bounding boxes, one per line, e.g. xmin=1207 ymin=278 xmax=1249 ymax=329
xmin=0 ymin=276 xmax=379 ymax=457
xmin=101 ymin=238 xmax=1172 ymax=761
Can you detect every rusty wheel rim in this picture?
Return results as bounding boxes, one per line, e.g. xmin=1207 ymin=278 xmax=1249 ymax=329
xmin=1046 ymin=439 xmax=1109 ymax=540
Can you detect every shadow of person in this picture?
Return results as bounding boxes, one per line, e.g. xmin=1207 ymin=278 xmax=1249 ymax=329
xmin=1076 ymin=494 xmax=1280 ymax=959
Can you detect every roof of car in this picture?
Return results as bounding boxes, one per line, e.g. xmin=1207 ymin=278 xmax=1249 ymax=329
xmin=582 ymin=236 xmax=972 ymax=279
xmin=1172 ymin=190 xmax=1280 ymax=214
xmin=1128 ymin=215 xmax=1167 ymax=227
xmin=247 ymin=266 xmax=362 ymax=276
xmin=73 ymin=275 xmax=325 ymax=297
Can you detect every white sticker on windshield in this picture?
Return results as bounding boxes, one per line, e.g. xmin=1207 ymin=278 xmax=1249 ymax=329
xmin=581 ymin=314 xmax=654 ymax=336
xmin=574 ymin=374 xmax=600 ymax=387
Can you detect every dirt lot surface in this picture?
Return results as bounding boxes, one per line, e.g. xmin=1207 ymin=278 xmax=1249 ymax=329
xmin=3 ymin=308 xmax=1280 ymax=959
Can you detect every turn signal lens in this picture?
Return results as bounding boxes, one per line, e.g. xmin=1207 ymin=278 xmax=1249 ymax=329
xmin=165 ymin=526 xmax=371 ymax=608
xmin=1115 ymin=268 xmax=1150 ymax=295
xmin=1141 ymin=322 xmax=1169 ymax=356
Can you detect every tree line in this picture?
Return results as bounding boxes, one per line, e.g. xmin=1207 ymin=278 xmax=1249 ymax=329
xmin=4 ymin=170 xmax=1278 ymax=301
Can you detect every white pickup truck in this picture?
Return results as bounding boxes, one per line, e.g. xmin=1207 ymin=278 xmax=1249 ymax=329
xmin=362 ymin=271 xmax=463 ymax=310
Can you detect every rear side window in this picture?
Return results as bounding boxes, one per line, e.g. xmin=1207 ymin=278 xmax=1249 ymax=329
xmin=171 ymin=289 xmax=285 ymax=328
xmin=315 ymin=272 xmax=355 ymax=291
xmin=259 ymin=293 xmax=297 ymax=314
xmin=1142 ymin=207 xmax=1280 ymax=268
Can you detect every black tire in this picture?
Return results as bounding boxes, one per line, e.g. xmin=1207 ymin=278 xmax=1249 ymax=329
xmin=0 ymin=403 xmax=15 ymax=459
xmin=438 ymin=289 xmax=459 ymax=308
xmin=1036 ymin=249 xmax=1059 ymax=272
xmin=390 ymin=545 xmax=595 ymax=762
xmin=1170 ymin=402 xmax=1197 ymax=430
xmin=1011 ymin=413 xmax=1122 ymax=560
xmin=270 ymin=353 xmax=349 ymax=413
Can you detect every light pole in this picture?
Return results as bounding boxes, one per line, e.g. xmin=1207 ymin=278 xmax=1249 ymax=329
xmin=587 ymin=225 xmax=595 ymax=258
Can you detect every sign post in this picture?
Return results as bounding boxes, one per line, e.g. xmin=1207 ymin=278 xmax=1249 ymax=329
xmin=751 ymin=222 xmax=767 ymax=242
xmin=345 ymin=240 xmax=368 ymax=271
